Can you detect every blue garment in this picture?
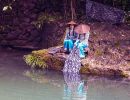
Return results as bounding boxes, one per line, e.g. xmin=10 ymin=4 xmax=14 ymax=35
xmin=76 ymin=41 xmax=88 ymax=58
xmin=75 ymin=32 xmax=90 ymax=58
xmin=77 ymin=82 xmax=84 ymax=96
xmin=65 ymin=28 xmax=78 ymax=40
xmin=64 ymin=28 xmax=77 ymax=52
xmin=64 ymin=39 xmax=74 ymax=51
xmin=77 ymin=32 xmax=90 ymax=46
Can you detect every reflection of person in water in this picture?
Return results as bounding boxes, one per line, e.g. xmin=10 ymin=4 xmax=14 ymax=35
xmin=63 ymin=72 xmax=87 ymax=100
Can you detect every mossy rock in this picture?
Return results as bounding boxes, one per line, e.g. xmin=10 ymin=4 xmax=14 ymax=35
xmin=80 ymin=63 xmax=91 ymax=74
xmin=48 ymin=56 xmax=64 ymax=70
xmin=24 ymin=54 xmax=47 ymax=69
xmin=24 ymin=48 xmax=130 ymax=78
xmin=24 ymin=48 xmax=64 ymax=70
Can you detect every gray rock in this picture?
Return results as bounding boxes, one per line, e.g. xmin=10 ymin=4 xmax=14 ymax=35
xmin=86 ymin=0 xmax=125 ymax=23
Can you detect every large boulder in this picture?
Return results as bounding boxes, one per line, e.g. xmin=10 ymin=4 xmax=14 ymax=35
xmin=86 ymin=0 xmax=125 ymax=23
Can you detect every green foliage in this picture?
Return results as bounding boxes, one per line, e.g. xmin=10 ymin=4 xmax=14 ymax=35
xmin=24 ymin=49 xmax=64 ymax=70
xmin=23 ymin=54 xmax=47 ymax=69
xmin=32 ymin=13 xmax=62 ymax=29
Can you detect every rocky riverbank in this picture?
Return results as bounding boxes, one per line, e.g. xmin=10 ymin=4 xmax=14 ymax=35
xmin=24 ymin=47 xmax=129 ymax=78
xmin=24 ymin=22 xmax=130 ymax=78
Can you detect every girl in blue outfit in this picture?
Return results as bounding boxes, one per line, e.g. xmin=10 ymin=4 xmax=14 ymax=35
xmin=64 ymin=22 xmax=77 ymax=52
xmin=75 ymin=32 xmax=90 ymax=58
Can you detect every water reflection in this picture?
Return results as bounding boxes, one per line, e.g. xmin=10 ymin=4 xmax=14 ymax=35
xmin=0 ymin=49 xmax=130 ymax=100
xmin=63 ymin=72 xmax=87 ymax=100
xmin=24 ymin=70 xmax=62 ymax=87
xmin=23 ymin=70 xmax=130 ymax=100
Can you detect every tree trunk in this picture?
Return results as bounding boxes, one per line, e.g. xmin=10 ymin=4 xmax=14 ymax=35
xmin=70 ymin=0 xmax=76 ymax=20
xmin=64 ymin=0 xmax=67 ymax=21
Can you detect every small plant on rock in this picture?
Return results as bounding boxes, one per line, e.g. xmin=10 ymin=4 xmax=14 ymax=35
xmin=23 ymin=54 xmax=47 ymax=69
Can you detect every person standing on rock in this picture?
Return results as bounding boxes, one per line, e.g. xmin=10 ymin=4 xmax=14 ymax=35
xmin=74 ymin=24 xmax=90 ymax=58
xmin=64 ymin=21 xmax=78 ymax=53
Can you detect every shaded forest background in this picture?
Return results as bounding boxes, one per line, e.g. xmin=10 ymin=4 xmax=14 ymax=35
xmin=0 ymin=0 xmax=129 ymax=49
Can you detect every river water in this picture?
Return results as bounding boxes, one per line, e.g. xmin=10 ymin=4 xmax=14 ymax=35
xmin=0 ymin=47 xmax=130 ymax=100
